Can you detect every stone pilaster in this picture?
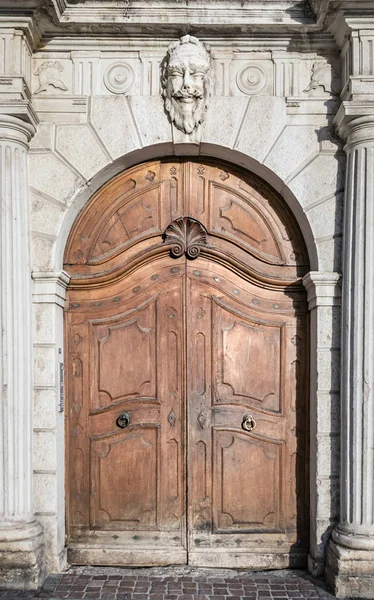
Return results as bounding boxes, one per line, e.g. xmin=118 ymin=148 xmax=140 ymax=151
xmin=327 ymin=114 xmax=374 ymax=597
xmin=0 ymin=115 xmax=46 ymax=589
xmin=302 ymin=272 xmax=341 ymax=578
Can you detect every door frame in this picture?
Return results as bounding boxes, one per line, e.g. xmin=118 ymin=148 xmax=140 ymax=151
xmin=62 ymin=157 xmax=312 ymax=569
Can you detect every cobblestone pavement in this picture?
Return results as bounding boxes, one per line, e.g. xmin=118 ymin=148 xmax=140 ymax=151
xmin=0 ymin=567 xmax=337 ymax=600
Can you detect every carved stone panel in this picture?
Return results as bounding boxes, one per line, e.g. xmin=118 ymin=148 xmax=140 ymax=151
xmin=161 ymin=35 xmax=212 ymax=134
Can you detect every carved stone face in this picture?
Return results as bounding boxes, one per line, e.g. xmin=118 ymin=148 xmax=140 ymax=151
xmin=163 ymin=36 xmax=211 ymax=134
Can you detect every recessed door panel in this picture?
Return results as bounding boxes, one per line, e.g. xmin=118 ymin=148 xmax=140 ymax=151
xmin=213 ymin=430 xmax=282 ymax=531
xmin=91 ymin=427 xmax=159 ymax=528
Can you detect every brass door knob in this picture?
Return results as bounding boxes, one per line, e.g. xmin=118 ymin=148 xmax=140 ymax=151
xmin=242 ymin=414 xmax=256 ymax=432
xmin=116 ymin=412 xmax=130 ymax=429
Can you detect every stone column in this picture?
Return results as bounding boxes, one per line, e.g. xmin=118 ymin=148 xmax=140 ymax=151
xmin=0 ymin=115 xmax=46 ymax=589
xmin=327 ymin=115 xmax=374 ymax=598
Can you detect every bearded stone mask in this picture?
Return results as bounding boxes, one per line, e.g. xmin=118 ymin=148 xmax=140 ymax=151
xmin=161 ymin=35 xmax=212 ymax=134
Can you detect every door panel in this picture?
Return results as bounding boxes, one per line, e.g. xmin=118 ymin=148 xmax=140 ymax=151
xmin=66 ymin=259 xmax=187 ymax=565
xmin=186 ymin=260 xmax=308 ymax=568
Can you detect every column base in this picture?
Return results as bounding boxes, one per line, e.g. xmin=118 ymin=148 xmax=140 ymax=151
xmin=0 ymin=521 xmax=46 ymax=590
xmin=308 ymin=554 xmax=325 ymax=578
xmin=327 ymin=540 xmax=374 ymax=598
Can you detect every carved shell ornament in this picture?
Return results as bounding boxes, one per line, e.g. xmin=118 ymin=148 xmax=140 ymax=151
xmin=163 ymin=217 xmax=208 ymax=259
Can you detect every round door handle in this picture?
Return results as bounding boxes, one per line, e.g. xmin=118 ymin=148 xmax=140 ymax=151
xmin=116 ymin=412 xmax=130 ymax=429
xmin=242 ymin=414 xmax=256 ymax=432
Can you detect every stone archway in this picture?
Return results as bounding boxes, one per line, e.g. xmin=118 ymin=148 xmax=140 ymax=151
xmin=63 ymin=158 xmax=310 ymax=569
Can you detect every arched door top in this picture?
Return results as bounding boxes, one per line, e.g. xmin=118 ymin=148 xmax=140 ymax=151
xmin=64 ymin=159 xmax=309 ymax=286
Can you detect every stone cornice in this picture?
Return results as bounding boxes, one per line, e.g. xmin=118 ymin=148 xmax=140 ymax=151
xmin=48 ymin=1 xmax=318 ymax=28
xmin=0 ymin=15 xmax=41 ymax=49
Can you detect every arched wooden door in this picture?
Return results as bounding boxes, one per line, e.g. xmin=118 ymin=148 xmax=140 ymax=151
xmin=64 ymin=159 xmax=309 ymax=569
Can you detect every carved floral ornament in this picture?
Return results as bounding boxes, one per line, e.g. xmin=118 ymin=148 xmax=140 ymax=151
xmin=161 ymin=35 xmax=212 ymax=134
xmin=163 ymin=217 xmax=208 ymax=259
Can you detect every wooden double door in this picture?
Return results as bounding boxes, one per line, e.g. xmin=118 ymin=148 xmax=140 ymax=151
xmin=65 ymin=159 xmax=309 ymax=568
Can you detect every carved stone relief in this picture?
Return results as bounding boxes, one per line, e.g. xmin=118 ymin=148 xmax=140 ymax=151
xmin=161 ymin=35 xmax=212 ymax=134
xmin=304 ymin=61 xmax=341 ymax=96
xmin=103 ymin=62 xmax=135 ymax=94
xmin=163 ymin=217 xmax=208 ymax=259
xmin=34 ymin=61 xmax=68 ymax=94
xmin=236 ymin=64 xmax=268 ymax=95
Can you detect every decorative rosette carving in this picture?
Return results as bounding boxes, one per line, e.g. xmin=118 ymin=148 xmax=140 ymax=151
xmin=103 ymin=62 xmax=134 ymax=94
xmin=163 ymin=217 xmax=208 ymax=260
xmin=236 ymin=64 xmax=267 ymax=96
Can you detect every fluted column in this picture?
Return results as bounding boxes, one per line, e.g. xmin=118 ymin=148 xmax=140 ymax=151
xmin=327 ymin=115 xmax=374 ymax=598
xmin=0 ymin=115 xmax=45 ymax=589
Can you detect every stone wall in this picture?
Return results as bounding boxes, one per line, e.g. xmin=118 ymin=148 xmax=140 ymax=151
xmin=28 ymin=36 xmax=343 ymax=579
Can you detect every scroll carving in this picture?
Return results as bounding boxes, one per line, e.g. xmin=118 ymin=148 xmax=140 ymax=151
xmin=163 ymin=217 xmax=208 ymax=260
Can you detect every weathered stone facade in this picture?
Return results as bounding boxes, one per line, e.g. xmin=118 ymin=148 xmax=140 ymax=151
xmin=0 ymin=0 xmax=373 ymax=597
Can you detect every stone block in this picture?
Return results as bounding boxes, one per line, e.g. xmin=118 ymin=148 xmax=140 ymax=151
xmin=305 ymin=193 xmax=343 ymax=240
xmin=56 ymin=124 xmax=110 ymax=180
xmin=316 ymin=476 xmax=340 ymax=520
xmin=288 ymin=153 xmax=345 ymax=210
xmin=29 ymin=123 xmax=54 ymax=152
xmin=34 ymin=346 xmax=56 ymax=387
xmin=316 ymin=434 xmax=340 ymax=477
xmin=264 ymin=125 xmax=319 ymax=183
xmin=316 ymin=235 xmax=342 ymax=273
xmin=33 ymin=473 xmax=57 ymax=514
xmin=316 ymin=393 xmax=340 ymax=435
xmin=33 ymin=431 xmax=56 ymax=471
xmin=128 ymin=96 xmax=172 ymax=147
xmin=317 ymin=306 xmax=341 ymax=349
xmin=327 ymin=542 xmax=374 ymax=598
xmin=317 ymin=348 xmax=340 ymax=392
xmin=29 ymin=153 xmax=83 ymax=205
xmin=235 ymin=96 xmax=286 ymax=163
xmin=30 ymin=235 xmax=55 ymax=272
xmin=33 ymin=389 xmax=57 ymax=429
xmin=202 ymin=96 xmax=248 ymax=148
xmin=90 ymin=96 xmax=140 ymax=160
xmin=30 ymin=192 xmax=65 ymax=238
xmin=33 ymin=303 xmax=56 ymax=345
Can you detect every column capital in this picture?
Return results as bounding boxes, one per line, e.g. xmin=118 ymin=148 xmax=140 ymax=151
xmin=302 ymin=271 xmax=341 ymax=310
xmin=334 ymin=103 xmax=374 ymax=141
xmin=0 ymin=114 xmax=36 ymax=146
xmin=32 ymin=271 xmax=71 ymax=309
